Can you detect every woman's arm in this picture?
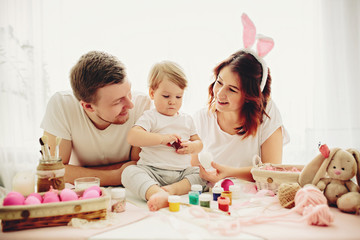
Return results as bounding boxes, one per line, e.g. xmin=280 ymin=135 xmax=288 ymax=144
xmin=260 ymin=127 xmax=283 ymax=164
xmin=197 ymin=127 xmax=284 ymax=184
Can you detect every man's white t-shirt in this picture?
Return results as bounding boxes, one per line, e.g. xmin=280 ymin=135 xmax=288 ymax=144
xmin=135 ymin=109 xmax=198 ymax=170
xmin=193 ymin=99 xmax=289 ymax=168
xmin=40 ymin=91 xmax=151 ymax=167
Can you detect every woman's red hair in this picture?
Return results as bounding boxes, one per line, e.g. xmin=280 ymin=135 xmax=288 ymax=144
xmin=208 ymin=50 xmax=271 ymax=139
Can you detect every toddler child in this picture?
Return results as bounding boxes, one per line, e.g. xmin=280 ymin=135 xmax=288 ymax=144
xmin=121 ymin=60 xmax=206 ymax=211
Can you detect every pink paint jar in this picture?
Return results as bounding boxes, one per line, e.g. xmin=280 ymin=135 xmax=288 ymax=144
xmin=217 ymin=196 xmax=230 ymax=212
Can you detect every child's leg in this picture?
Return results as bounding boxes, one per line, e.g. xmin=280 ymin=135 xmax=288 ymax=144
xmin=162 ymin=178 xmax=191 ymax=195
xmin=147 ymin=178 xmax=192 ymax=211
xmin=146 ymin=185 xmax=170 ymax=211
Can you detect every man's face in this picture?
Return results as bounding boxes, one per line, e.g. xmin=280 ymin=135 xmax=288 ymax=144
xmin=91 ymin=80 xmax=134 ymax=125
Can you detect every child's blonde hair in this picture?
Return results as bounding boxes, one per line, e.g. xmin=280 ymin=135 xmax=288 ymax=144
xmin=148 ymin=61 xmax=187 ymax=90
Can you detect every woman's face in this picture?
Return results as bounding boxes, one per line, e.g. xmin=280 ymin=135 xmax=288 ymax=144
xmin=213 ymin=65 xmax=244 ymax=113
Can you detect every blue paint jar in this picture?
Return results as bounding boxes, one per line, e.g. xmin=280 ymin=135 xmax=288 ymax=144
xmin=212 ymin=186 xmax=223 ymax=201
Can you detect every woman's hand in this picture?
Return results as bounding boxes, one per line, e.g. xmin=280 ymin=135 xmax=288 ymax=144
xmin=199 ymin=161 xmax=230 ymax=184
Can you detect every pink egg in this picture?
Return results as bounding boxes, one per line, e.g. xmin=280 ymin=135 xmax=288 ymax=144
xmin=24 ymin=196 xmax=41 ymax=205
xmin=43 ymin=194 xmax=60 ymax=203
xmin=28 ymin=192 xmax=43 ymax=203
xmin=43 ymin=191 xmax=58 ymax=199
xmin=3 ymin=191 xmax=25 ymax=206
xmin=60 ymin=189 xmax=78 ymax=202
xmin=221 ymin=179 xmax=234 ymax=191
xmin=82 ymin=189 xmax=100 ymax=199
xmin=84 ymin=186 xmax=101 ymax=195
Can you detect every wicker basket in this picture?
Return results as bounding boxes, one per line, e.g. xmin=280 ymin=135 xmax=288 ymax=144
xmin=251 ymin=162 xmax=304 ymax=194
xmin=0 ymin=188 xmax=110 ymax=232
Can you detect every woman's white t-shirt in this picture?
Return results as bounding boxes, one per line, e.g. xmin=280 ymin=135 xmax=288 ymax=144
xmin=193 ymin=99 xmax=289 ymax=168
xmin=40 ymin=91 xmax=151 ymax=167
xmin=135 ymin=109 xmax=198 ymax=170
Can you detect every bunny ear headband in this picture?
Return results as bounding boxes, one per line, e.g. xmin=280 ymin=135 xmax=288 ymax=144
xmin=241 ymin=13 xmax=274 ymax=92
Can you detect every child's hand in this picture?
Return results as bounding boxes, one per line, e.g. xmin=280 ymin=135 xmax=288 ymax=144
xmin=160 ymin=134 xmax=181 ymax=146
xmin=176 ymin=140 xmax=196 ymax=155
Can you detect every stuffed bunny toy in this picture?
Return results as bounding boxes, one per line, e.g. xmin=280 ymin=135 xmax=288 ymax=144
xmin=298 ymin=147 xmax=360 ymax=207
xmin=337 ymin=191 xmax=360 ymax=214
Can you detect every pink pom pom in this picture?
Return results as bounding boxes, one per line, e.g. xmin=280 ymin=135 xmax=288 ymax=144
xmin=221 ymin=179 xmax=234 ymax=191
xmin=294 ymin=185 xmax=327 ymax=214
xmin=302 ymin=204 xmax=334 ymax=226
xmin=3 ymin=191 xmax=25 ymax=206
xmin=82 ymin=189 xmax=100 ymax=199
xmin=60 ymin=189 xmax=78 ymax=202
xmin=24 ymin=196 xmax=41 ymax=205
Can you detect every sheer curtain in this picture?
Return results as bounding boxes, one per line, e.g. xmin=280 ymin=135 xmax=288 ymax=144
xmin=0 ymin=0 xmax=48 ymax=189
xmin=0 ymin=0 xmax=359 ymax=190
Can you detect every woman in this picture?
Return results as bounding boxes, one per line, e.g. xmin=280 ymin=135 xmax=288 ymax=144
xmin=192 ymin=50 xmax=289 ymax=183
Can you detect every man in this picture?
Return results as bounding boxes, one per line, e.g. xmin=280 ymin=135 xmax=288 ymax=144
xmin=41 ymin=51 xmax=151 ymax=186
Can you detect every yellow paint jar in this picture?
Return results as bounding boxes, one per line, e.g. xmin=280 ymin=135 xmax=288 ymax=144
xmin=168 ymin=195 xmax=181 ymax=212
xmin=221 ymin=191 xmax=232 ymax=205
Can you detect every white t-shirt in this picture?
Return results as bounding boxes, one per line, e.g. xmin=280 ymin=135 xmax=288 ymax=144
xmin=193 ymin=100 xmax=289 ymax=168
xmin=136 ymin=109 xmax=198 ymax=170
xmin=40 ymin=91 xmax=151 ymax=167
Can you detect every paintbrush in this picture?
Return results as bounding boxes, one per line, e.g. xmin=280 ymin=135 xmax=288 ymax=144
xmin=180 ymin=203 xmax=231 ymax=216
xmin=39 ymin=137 xmax=46 ymax=160
xmin=55 ymin=136 xmax=62 ymax=159
xmin=41 ymin=135 xmax=51 ymax=160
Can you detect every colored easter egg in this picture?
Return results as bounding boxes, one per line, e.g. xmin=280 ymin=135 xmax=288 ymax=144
xmin=60 ymin=189 xmax=78 ymax=202
xmin=221 ymin=179 xmax=234 ymax=191
xmin=3 ymin=191 xmax=25 ymax=206
xmin=43 ymin=190 xmax=58 ymax=199
xmin=24 ymin=195 xmax=41 ymax=205
xmin=43 ymin=194 xmax=60 ymax=203
xmin=82 ymin=189 xmax=100 ymax=199
xmin=84 ymin=185 xmax=101 ymax=195
xmin=28 ymin=192 xmax=43 ymax=203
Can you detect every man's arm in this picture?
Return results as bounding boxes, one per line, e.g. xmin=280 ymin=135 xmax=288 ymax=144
xmin=43 ymin=131 xmax=135 ymax=186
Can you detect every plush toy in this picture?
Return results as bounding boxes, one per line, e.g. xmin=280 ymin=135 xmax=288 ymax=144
xmin=337 ymin=191 xmax=360 ymax=214
xmin=298 ymin=146 xmax=360 ymax=211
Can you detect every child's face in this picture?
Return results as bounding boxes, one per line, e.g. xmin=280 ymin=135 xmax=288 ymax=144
xmin=149 ymin=77 xmax=184 ymax=116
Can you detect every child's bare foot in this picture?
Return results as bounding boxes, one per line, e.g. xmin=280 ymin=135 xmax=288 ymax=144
xmin=147 ymin=191 xmax=170 ymax=211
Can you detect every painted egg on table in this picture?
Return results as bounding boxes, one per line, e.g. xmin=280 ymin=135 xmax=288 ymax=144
xmin=60 ymin=189 xmax=78 ymax=202
xmin=3 ymin=191 xmax=25 ymax=206
xmin=24 ymin=195 xmax=41 ymax=205
xmin=43 ymin=194 xmax=60 ymax=203
xmin=84 ymin=186 xmax=101 ymax=195
xmin=221 ymin=179 xmax=234 ymax=191
xmin=82 ymin=189 xmax=100 ymax=199
xmin=43 ymin=190 xmax=58 ymax=199
xmin=28 ymin=192 xmax=43 ymax=203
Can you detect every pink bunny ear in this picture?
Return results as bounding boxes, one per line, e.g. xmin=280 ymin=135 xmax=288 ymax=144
xmin=241 ymin=13 xmax=256 ymax=49
xmin=256 ymin=35 xmax=274 ymax=57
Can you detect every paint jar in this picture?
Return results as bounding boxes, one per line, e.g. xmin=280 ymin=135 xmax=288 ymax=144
xmin=218 ymin=196 xmax=230 ymax=212
xmin=111 ymin=188 xmax=126 ymax=213
xmin=191 ymin=184 xmax=202 ymax=195
xmin=168 ymin=195 xmax=181 ymax=212
xmin=221 ymin=191 xmax=232 ymax=205
xmin=36 ymin=158 xmax=65 ymax=192
xmin=188 ymin=191 xmax=199 ymax=205
xmin=229 ymin=185 xmax=241 ymax=199
xmin=212 ymin=186 xmax=223 ymax=201
xmin=199 ymin=194 xmax=211 ymax=208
